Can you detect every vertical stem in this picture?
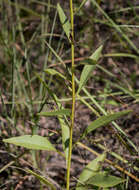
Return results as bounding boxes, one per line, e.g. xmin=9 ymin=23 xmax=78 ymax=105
xmin=66 ymin=0 xmax=75 ymax=189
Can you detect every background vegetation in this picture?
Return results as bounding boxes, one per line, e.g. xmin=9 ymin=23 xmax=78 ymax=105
xmin=0 ymin=0 xmax=139 ymax=189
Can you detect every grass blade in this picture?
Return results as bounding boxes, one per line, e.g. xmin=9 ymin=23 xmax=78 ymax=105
xmin=90 ymin=0 xmax=139 ymax=54
xmin=37 ymin=109 xmax=71 ymax=116
xmin=27 ymin=169 xmax=56 ymax=190
xmin=45 ymin=68 xmax=66 ymax=80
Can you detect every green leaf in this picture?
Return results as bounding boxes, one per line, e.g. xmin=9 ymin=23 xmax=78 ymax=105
xmin=77 ymin=45 xmax=103 ymax=94
xmin=36 ymin=74 xmax=70 ymax=160
xmin=37 ymin=109 xmax=71 ymax=116
xmin=87 ymin=171 xmax=125 ymax=187
xmin=58 ymin=116 xmax=69 ymax=162
xmin=45 ymin=68 xmax=66 ymax=80
xmin=77 ymin=64 xmax=96 ymax=94
xmin=76 ymin=153 xmax=106 ymax=190
xmin=57 ymin=3 xmax=71 ymax=41
xmin=89 ymin=45 xmax=103 ymax=61
xmin=54 ymin=99 xmax=70 ymax=163
xmin=83 ymin=110 xmax=132 ymax=137
xmin=3 ymin=135 xmax=56 ymax=151
xmin=27 ymin=169 xmax=56 ymax=190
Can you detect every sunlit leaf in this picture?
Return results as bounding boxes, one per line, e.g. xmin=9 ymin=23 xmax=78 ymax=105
xmin=87 ymin=171 xmax=125 ymax=187
xmin=3 ymin=135 xmax=56 ymax=151
xmin=76 ymin=153 xmax=106 ymax=190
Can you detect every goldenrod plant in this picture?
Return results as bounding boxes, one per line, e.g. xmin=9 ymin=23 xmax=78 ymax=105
xmin=1 ymin=0 xmax=139 ymax=189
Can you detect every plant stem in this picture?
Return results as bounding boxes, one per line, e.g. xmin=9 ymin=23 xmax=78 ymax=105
xmin=66 ymin=0 xmax=75 ymax=189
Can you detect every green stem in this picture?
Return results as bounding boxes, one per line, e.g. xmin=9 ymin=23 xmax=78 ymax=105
xmin=66 ymin=0 xmax=75 ymax=189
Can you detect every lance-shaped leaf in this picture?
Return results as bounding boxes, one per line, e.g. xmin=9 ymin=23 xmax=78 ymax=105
xmin=83 ymin=110 xmax=132 ymax=137
xmin=57 ymin=3 xmax=71 ymax=41
xmin=58 ymin=116 xmax=69 ymax=163
xmin=77 ymin=45 xmax=103 ymax=94
xmin=76 ymin=153 xmax=106 ymax=190
xmin=55 ymin=99 xmax=70 ymax=163
xmin=87 ymin=171 xmax=125 ymax=188
xmin=37 ymin=109 xmax=71 ymax=116
xmin=3 ymin=135 xmax=56 ymax=151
